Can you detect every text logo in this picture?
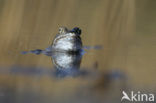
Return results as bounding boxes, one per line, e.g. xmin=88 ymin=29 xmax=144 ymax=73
xmin=121 ymin=91 xmax=154 ymax=102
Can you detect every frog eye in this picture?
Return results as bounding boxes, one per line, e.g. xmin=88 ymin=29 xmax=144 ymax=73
xmin=59 ymin=28 xmax=62 ymax=32
xmin=72 ymin=27 xmax=81 ymax=35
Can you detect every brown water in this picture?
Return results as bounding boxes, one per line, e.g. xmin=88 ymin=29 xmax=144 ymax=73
xmin=0 ymin=0 xmax=156 ymax=103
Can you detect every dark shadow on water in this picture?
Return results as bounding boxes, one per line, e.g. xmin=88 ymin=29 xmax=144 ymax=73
xmin=0 ymin=66 xmax=128 ymax=103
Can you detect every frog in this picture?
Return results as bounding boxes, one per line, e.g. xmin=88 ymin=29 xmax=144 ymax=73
xmin=51 ymin=26 xmax=82 ymax=52
xmin=21 ymin=26 xmax=102 ymax=56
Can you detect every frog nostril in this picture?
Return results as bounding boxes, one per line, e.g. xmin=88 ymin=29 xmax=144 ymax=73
xmin=58 ymin=26 xmax=68 ymax=34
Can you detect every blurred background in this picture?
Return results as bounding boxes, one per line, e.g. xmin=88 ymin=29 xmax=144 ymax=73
xmin=0 ymin=0 xmax=156 ymax=103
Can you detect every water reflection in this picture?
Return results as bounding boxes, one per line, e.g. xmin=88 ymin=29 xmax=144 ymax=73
xmin=21 ymin=44 xmax=103 ymax=77
xmin=0 ymin=49 xmax=128 ymax=103
xmin=52 ymin=52 xmax=82 ymax=77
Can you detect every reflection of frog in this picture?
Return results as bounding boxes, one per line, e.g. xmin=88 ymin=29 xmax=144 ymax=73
xmin=52 ymin=51 xmax=83 ymax=77
xmin=52 ymin=27 xmax=82 ymax=52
